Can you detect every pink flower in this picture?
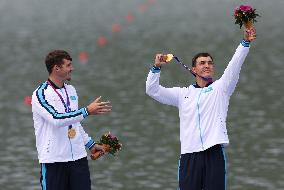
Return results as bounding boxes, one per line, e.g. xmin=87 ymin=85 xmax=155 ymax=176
xmin=239 ymin=5 xmax=252 ymax=12
xmin=107 ymin=132 xmax=117 ymax=140
xmin=234 ymin=5 xmax=259 ymax=28
xmin=234 ymin=9 xmax=239 ymax=17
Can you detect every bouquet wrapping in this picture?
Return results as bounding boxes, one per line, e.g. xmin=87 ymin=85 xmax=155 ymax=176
xmin=91 ymin=132 xmax=122 ymax=160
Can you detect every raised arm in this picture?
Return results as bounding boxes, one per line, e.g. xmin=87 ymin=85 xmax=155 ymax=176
xmin=146 ymin=54 xmax=180 ymax=107
xmin=217 ymin=27 xmax=256 ymax=96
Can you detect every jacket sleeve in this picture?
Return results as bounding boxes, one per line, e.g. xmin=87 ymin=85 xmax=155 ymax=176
xmin=146 ymin=69 xmax=180 ymax=107
xmin=76 ymin=124 xmax=96 ymax=150
xmin=217 ymin=41 xmax=250 ymax=97
xmin=32 ymin=82 xmax=89 ymax=128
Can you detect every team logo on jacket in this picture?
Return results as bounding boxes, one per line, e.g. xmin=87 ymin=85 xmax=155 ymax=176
xmin=203 ymin=86 xmax=213 ymax=93
xmin=70 ymin=96 xmax=77 ymax=100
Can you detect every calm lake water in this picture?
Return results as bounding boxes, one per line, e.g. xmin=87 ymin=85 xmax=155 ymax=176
xmin=0 ymin=0 xmax=283 ymax=189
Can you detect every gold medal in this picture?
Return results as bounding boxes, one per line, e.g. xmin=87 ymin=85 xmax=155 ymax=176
xmin=165 ymin=54 xmax=174 ymax=62
xmin=68 ymin=128 xmax=76 ymax=138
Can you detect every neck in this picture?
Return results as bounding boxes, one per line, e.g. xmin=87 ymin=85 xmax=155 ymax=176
xmin=48 ymin=75 xmax=64 ymax=88
xmin=196 ymin=77 xmax=210 ymax=88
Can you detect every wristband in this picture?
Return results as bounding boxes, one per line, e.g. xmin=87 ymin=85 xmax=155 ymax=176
xmin=151 ymin=65 xmax=161 ymax=73
xmin=85 ymin=139 xmax=96 ymax=150
xmin=241 ymin=39 xmax=250 ymax=47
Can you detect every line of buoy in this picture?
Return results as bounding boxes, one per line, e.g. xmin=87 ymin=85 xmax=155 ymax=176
xmin=26 ymin=0 xmax=157 ymax=108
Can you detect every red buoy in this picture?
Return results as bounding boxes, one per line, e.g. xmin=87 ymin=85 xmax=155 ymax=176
xmin=97 ymin=36 xmax=108 ymax=46
xmin=79 ymin=52 xmax=89 ymax=63
xmin=126 ymin=12 xmax=135 ymax=23
xmin=112 ymin=23 xmax=122 ymax=33
xmin=24 ymin=96 xmax=32 ymax=107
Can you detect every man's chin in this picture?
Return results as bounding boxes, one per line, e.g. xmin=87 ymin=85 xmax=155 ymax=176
xmin=203 ymin=74 xmax=213 ymax=79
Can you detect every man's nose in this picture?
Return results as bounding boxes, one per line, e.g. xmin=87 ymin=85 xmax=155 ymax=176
xmin=204 ymin=63 xmax=210 ymax=67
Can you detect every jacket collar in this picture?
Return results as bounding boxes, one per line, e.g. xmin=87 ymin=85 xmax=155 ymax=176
xmin=193 ymin=82 xmax=213 ymax=88
xmin=48 ymin=78 xmax=62 ymax=89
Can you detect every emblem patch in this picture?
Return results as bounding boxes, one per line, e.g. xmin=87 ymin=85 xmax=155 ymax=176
xmin=70 ymin=96 xmax=76 ymax=100
xmin=203 ymin=86 xmax=213 ymax=93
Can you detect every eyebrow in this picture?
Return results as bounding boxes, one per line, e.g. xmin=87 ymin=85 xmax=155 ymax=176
xmin=199 ymin=61 xmax=213 ymax=63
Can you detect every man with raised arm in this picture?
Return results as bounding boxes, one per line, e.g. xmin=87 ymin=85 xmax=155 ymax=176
xmin=146 ymin=27 xmax=256 ymax=190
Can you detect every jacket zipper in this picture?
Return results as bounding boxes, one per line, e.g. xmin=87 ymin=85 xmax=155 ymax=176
xmin=197 ymin=89 xmax=204 ymax=150
xmin=68 ymin=137 xmax=74 ymax=161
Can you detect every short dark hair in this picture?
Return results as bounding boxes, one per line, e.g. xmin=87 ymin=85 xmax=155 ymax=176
xmin=192 ymin=53 xmax=213 ymax=67
xmin=45 ymin=50 xmax=72 ymax=74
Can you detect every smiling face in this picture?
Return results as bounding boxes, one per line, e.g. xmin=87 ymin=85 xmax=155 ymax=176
xmin=192 ymin=56 xmax=214 ymax=79
xmin=54 ymin=59 xmax=74 ymax=82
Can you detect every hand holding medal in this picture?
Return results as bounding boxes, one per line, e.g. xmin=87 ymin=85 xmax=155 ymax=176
xmin=154 ymin=53 xmax=174 ymax=67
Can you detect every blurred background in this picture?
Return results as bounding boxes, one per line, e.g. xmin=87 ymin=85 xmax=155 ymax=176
xmin=0 ymin=0 xmax=283 ymax=189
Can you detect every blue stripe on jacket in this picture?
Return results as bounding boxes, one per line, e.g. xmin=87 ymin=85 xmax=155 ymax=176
xmin=41 ymin=163 xmax=47 ymax=190
xmin=85 ymin=139 xmax=96 ymax=150
xmin=36 ymin=82 xmax=87 ymax=119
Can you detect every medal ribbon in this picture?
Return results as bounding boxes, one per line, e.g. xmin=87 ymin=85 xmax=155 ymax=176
xmin=173 ymin=56 xmax=213 ymax=83
xmin=47 ymin=80 xmax=72 ymax=130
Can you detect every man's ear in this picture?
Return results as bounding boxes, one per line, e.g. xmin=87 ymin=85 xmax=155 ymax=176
xmin=51 ymin=65 xmax=59 ymax=74
xmin=54 ymin=65 xmax=60 ymax=71
xmin=191 ymin=66 xmax=196 ymax=73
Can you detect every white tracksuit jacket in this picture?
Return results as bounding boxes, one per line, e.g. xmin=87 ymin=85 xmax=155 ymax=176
xmin=32 ymin=81 xmax=95 ymax=163
xmin=146 ymin=42 xmax=250 ymax=154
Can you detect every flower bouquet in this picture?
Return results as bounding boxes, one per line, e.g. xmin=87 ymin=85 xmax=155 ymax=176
xmin=234 ymin=5 xmax=260 ymax=29
xmin=90 ymin=132 xmax=122 ymax=160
